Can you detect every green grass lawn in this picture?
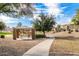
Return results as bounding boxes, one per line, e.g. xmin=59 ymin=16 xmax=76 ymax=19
xmin=0 ymin=32 xmax=12 ymax=35
xmin=36 ymin=31 xmax=44 ymax=34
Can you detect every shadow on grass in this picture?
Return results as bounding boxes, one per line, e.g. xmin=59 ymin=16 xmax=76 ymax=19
xmin=36 ymin=34 xmax=45 ymax=38
xmin=46 ymin=37 xmax=55 ymax=39
xmin=55 ymin=36 xmax=79 ymax=40
xmin=36 ymin=34 xmax=55 ymax=40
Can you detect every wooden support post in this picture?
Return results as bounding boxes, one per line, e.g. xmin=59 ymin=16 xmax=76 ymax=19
xmin=13 ymin=28 xmax=17 ymax=40
xmin=16 ymin=29 xmax=19 ymax=38
xmin=32 ymin=29 xmax=35 ymax=40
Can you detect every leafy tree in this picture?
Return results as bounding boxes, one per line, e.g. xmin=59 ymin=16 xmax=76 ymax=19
xmin=16 ymin=22 xmax=22 ymax=27
xmin=57 ymin=25 xmax=61 ymax=32
xmin=0 ymin=3 xmax=36 ymax=17
xmin=33 ymin=14 xmax=56 ymax=37
xmin=71 ymin=17 xmax=79 ymax=25
xmin=0 ymin=21 xmax=6 ymax=31
xmin=71 ymin=9 xmax=79 ymax=25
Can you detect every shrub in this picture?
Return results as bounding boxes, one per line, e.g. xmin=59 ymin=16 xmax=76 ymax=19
xmin=75 ymin=29 xmax=79 ymax=32
xmin=69 ymin=29 xmax=73 ymax=32
xmin=68 ymin=29 xmax=72 ymax=34
xmin=63 ymin=29 xmax=66 ymax=31
xmin=0 ymin=35 xmax=5 ymax=38
xmin=36 ymin=34 xmax=45 ymax=38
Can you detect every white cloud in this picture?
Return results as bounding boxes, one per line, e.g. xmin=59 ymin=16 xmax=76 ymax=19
xmin=0 ymin=15 xmax=18 ymax=23
xmin=56 ymin=15 xmax=73 ymax=25
xmin=0 ymin=15 xmax=33 ymax=27
xmin=0 ymin=15 xmax=13 ymax=21
xmin=44 ymin=3 xmax=73 ymax=25
xmin=33 ymin=14 xmax=39 ymax=19
xmin=33 ymin=3 xmax=62 ymax=19
xmin=61 ymin=6 xmax=68 ymax=10
xmin=44 ymin=3 xmax=63 ymax=17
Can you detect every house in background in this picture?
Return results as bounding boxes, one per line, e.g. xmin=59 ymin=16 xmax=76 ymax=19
xmin=3 ymin=26 xmax=13 ymax=32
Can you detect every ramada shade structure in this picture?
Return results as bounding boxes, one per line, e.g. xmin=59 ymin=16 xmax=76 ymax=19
xmin=13 ymin=27 xmax=35 ymax=40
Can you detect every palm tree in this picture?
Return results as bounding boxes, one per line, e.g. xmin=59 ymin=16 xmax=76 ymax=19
xmin=33 ymin=13 xmax=56 ymax=37
xmin=0 ymin=3 xmax=36 ymax=17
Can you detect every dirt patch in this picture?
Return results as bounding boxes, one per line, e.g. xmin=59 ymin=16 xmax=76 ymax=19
xmin=0 ymin=39 xmax=43 ymax=56
xmin=49 ymin=39 xmax=79 ymax=56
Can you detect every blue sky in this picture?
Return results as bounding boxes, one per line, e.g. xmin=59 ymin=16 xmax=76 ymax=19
xmin=0 ymin=3 xmax=79 ymax=28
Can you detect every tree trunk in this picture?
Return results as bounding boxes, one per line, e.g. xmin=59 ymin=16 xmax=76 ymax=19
xmin=43 ymin=31 xmax=46 ymax=37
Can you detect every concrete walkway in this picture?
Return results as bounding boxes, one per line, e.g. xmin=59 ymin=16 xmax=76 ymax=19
xmin=23 ymin=39 xmax=54 ymax=56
